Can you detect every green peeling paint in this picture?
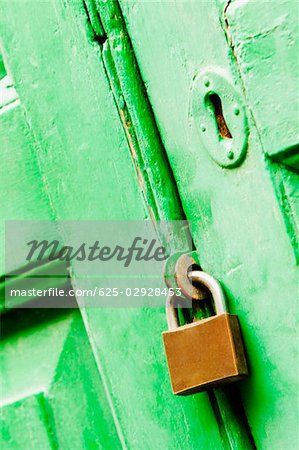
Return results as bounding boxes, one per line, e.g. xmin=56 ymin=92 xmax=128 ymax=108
xmin=1 ymin=0 xmax=298 ymax=449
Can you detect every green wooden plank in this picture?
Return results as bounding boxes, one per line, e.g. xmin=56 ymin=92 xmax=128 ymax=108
xmin=96 ymin=0 xmax=185 ymax=224
xmin=0 ymin=394 xmax=53 ymax=450
xmin=0 ymin=102 xmax=54 ymax=275
xmin=48 ymin=311 xmax=122 ymax=449
xmin=215 ymin=0 xmax=299 ymax=261
xmin=0 ymin=309 xmax=76 ymax=408
xmin=0 ymin=80 xmax=70 ymax=308
xmin=223 ymin=0 xmax=299 ymax=169
xmin=118 ymin=1 xmax=298 ymax=448
xmin=0 ymin=308 xmax=121 ymax=449
xmin=0 ymin=1 xmax=226 ymax=448
xmin=92 ymin=2 xmax=254 ymax=448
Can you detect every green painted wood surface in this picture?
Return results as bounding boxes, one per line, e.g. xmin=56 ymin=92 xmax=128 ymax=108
xmin=0 ymin=84 xmax=54 ymax=275
xmin=1 ymin=1 xmax=227 ymax=449
xmin=92 ymin=3 xmax=254 ymax=448
xmin=222 ymin=0 xmax=299 ymax=170
xmin=0 ymin=0 xmax=298 ymax=448
xmin=0 ymin=62 xmax=70 ymax=311
xmin=118 ymin=1 xmax=299 ymax=448
xmin=1 ymin=394 xmax=57 ymax=450
xmin=0 ymin=308 xmax=120 ymax=449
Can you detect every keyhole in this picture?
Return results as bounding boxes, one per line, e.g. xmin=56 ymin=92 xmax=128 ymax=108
xmin=208 ymin=93 xmax=232 ymax=139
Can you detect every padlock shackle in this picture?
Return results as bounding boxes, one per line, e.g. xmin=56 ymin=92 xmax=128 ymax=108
xmin=165 ymin=271 xmax=227 ymax=330
xmin=166 ymin=295 xmax=180 ymax=330
xmin=188 ymin=270 xmax=227 ymax=315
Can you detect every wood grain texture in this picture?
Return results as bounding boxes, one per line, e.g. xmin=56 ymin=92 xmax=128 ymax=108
xmin=1 ymin=1 xmax=226 ymax=448
xmin=0 ymin=102 xmax=54 ymax=274
xmin=223 ymin=0 xmax=299 ymax=169
xmin=119 ymin=1 xmax=298 ymax=448
xmin=0 ymin=309 xmax=120 ymax=449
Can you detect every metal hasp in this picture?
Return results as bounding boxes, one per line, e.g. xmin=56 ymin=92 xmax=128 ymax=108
xmin=164 ymin=251 xmax=208 ymax=300
xmin=190 ymin=68 xmax=248 ymax=168
xmin=163 ymin=271 xmax=248 ymax=395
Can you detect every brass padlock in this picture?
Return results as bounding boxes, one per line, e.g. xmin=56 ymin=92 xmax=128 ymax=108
xmin=163 ymin=271 xmax=248 ymax=395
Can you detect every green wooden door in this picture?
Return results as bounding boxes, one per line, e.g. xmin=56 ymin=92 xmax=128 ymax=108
xmin=1 ymin=1 xmax=298 ymax=449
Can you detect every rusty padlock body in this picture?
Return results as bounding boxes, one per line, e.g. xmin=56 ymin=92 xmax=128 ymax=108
xmin=163 ymin=271 xmax=248 ymax=395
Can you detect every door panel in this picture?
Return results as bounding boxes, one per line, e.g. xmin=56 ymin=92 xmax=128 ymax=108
xmin=0 ymin=307 xmax=120 ymax=449
xmin=1 ymin=1 xmax=228 ymax=448
xmin=118 ymin=1 xmax=299 ymax=448
xmin=0 ymin=75 xmax=54 ymax=275
xmin=223 ymin=0 xmax=299 ymax=170
xmin=1 ymin=0 xmax=298 ymax=448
